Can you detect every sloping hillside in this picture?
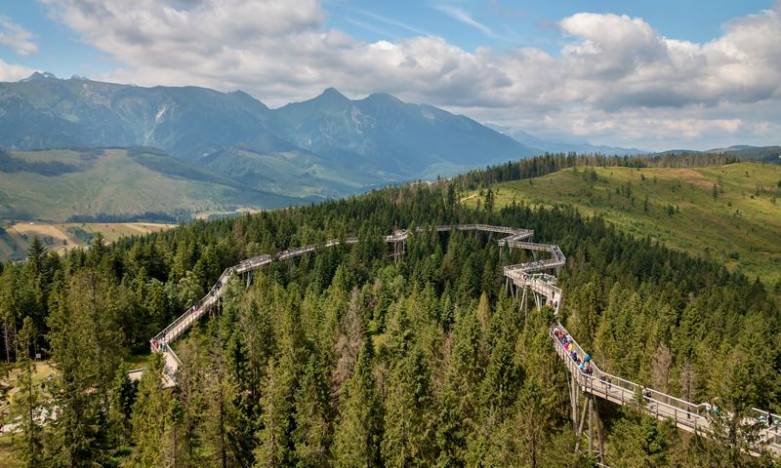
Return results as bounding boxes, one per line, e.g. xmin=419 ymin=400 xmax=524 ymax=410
xmin=467 ymin=162 xmax=781 ymax=283
xmin=0 ymin=148 xmax=303 ymax=222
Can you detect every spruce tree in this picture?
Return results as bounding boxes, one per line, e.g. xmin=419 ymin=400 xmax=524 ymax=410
xmin=292 ymin=353 xmax=333 ymax=467
xmin=129 ymin=354 xmax=172 ymax=467
xmin=332 ymin=342 xmax=383 ymax=467
xmin=14 ymin=317 xmax=43 ymax=467
xmin=381 ymin=347 xmax=434 ymax=466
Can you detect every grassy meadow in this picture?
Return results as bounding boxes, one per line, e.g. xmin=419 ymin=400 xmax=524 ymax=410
xmin=466 ymin=162 xmax=781 ymax=284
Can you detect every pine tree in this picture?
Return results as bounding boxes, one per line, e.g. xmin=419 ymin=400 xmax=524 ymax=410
xmin=203 ymin=349 xmax=235 ymax=468
xmin=476 ymin=292 xmax=490 ymax=333
xmin=434 ymin=383 xmax=466 ymax=467
xmin=479 ymin=335 xmax=520 ymax=415
xmin=108 ymin=363 xmax=137 ymax=451
xmin=292 ymin=353 xmax=332 ymax=467
xmin=444 ymin=305 xmax=483 ymax=423
xmin=129 ymin=354 xmax=172 ymax=467
xmin=254 ymin=358 xmax=296 ymax=467
xmin=46 ymin=271 xmax=124 ymax=466
xmin=608 ymin=416 xmax=673 ymax=467
xmin=332 ymin=342 xmax=383 ymax=467
xmin=14 ymin=317 xmax=43 ymax=467
xmin=513 ymin=379 xmax=556 ymax=468
xmin=705 ymin=346 xmax=767 ymax=466
xmin=381 ymin=347 xmax=434 ymax=466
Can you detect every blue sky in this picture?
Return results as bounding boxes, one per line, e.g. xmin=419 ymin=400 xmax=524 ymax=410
xmin=327 ymin=1 xmax=772 ymax=52
xmin=1 ymin=1 xmax=117 ymax=78
xmin=1 ymin=0 xmax=773 ymax=78
xmin=0 ymin=0 xmax=779 ymax=150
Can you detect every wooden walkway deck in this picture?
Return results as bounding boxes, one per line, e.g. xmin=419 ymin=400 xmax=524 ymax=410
xmin=147 ymin=223 xmax=781 ymax=456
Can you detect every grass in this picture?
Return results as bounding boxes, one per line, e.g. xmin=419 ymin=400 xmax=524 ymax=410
xmin=466 ymin=162 xmax=781 ymax=284
xmin=0 ymin=433 xmax=22 ymax=468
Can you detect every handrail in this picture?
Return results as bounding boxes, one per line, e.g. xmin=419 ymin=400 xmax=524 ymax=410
xmin=148 ymin=225 xmax=543 ymax=385
xmin=143 ymin=223 xmax=780 ymax=456
xmin=550 ymin=323 xmax=781 ymax=452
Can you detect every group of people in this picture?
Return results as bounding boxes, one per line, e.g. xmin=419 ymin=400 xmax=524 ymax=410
xmin=553 ymin=327 xmax=593 ymax=375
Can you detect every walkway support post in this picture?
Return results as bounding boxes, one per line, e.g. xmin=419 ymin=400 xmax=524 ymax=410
xmin=575 ymin=394 xmax=589 ymax=453
xmin=146 ymin=223 xmax=781 ymax=456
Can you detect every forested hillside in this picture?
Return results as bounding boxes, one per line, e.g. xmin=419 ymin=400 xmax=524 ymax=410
xmin=0 ymin=158 xmax=779 ymax=466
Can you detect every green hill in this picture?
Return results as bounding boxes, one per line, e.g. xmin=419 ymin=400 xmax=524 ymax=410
xmin=0 ymin=147 xmax=303 ymax=222
xmin=0 ymin=155 xmax=779 ymax=466
xmin=467 ymin=162 xmax=781 ymax=283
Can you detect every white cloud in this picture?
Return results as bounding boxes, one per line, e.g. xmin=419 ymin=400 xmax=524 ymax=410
xmin=38 ymin=0 xmax=781 ymax=149
xmin=0 ymin=57 xmax=36 ymax=81
xmin=433 ymin=5 xmax=496 ymax=38
xmin=0 ymin=15 xmax=38 ymax=55
xmin=355 ymin=9 xmax=433 ymax=37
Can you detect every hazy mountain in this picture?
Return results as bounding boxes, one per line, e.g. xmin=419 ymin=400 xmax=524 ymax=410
xmin=492 ymin=125 xmax=645 ymax=156
xmin=2 ymin=72 xmax=290 ymax=157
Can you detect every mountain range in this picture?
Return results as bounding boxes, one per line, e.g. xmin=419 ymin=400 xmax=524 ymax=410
xmin=0 ymin=73 xmax=536 ymax=197
xmin=491 ymin=125 xmax=646 ymax=155
xmin=0 ymin=73 xmax=777 ymax=222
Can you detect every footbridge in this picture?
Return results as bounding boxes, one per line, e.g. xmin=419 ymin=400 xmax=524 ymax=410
xmin=147 ymin=224 xmax=781 ymax=458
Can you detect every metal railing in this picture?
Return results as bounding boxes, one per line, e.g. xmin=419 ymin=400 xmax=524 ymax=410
xmin=144 ymin=222 xmax=780 ymax=456
xmin=550 ymin=324 xmax=781 ymax=453
xmin=148 ymin=225 xmax=541 ymax=383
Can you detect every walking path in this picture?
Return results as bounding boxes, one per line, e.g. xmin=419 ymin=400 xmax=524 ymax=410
xmin=148 ymin=224 xmax=781 ymax=456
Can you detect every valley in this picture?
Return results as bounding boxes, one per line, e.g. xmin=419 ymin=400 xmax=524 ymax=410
xmin=2 ymin=1 xmax=780 ymax=465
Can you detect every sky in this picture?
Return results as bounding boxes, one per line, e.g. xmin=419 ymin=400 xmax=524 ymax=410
xmin=0 ymin=0 xmax=779 ymax=151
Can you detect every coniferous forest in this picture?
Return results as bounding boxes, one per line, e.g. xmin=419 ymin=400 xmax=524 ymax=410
xmin=0 ymin=157 xmax=779 ymax=467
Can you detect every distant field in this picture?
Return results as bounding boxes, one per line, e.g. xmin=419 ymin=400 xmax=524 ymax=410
xmin=466 ymin=162 xmax=781 ymax=284
xmin=0 ymin=221 xmax=175 ymax=261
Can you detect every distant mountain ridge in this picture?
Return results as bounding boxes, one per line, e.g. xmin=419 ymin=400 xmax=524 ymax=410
xmin=490 ymin=125 xmax=646 ymax=156
xmin=653 ymin=145 xmax=781 ymax=163
xmin=2 ymin=73 xmax=777 ymax=223
xmin=0 ymin=73 xmax=537 ymax=200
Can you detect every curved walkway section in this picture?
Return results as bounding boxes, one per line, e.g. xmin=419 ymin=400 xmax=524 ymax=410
xmin=148 ymin=224 xmax=781 ymax=456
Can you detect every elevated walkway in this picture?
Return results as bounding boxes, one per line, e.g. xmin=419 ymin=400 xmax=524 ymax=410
xmin=146 ymin=223 xmax=780 ymax=457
